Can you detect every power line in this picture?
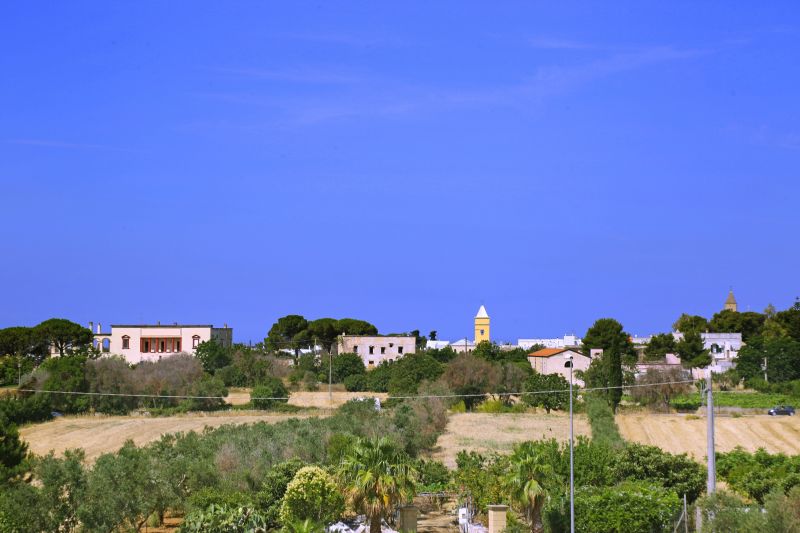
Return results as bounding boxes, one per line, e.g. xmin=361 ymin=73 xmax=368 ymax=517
xmin=14 ymin=378 xmax=698 ymax=403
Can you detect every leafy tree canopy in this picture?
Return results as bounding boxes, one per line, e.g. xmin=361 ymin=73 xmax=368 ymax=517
xmin=677 ymin=330 xmax=711 ymax=368
xmin=643 ymin=333 xmax=676 ymax=361
xmin=34 ymin=319 xmax=93 ymax=357
xmin=672 ymin=314 xmax=708 ymax=334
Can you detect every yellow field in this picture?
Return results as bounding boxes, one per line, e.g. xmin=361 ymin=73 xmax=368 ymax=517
xmin=431 ymin=412 xmax=591 ymax=468
xmin=617 ymin=413 xmax=800 ymax=458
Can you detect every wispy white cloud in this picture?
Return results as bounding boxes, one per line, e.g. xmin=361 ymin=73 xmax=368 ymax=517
xmin=190 ymin=44 xmax=707 ymax=127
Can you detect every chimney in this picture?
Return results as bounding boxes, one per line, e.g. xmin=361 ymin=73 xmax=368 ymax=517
xmin=224 ymin=323 xmax=228 ymax=329
xmin=89 ymin=321 xmax=94 ymax=332
xmin=97 ymin=323 xmax=101 ymax=334
xmin=157 ymin=320 xmax=160 ymax=326
xmin=488 ymin=505 xmax=508 ymax=533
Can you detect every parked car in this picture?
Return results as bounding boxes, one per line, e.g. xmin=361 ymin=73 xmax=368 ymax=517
xmin=768 ymin=405 xmax=795 ymax=416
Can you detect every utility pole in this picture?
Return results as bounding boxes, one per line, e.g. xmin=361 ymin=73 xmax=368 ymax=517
xmin=17 ymin=359 xmax=21 ymax=387
xmin=706 ymin=369 xmax=716 ymax=494
xmin=327 ymin=337 xmax=333 ymax=404
xmin=763 ymin=357 xmax=768 ymax=383
xmin=567 ymin=356 xmax=575 ymax=533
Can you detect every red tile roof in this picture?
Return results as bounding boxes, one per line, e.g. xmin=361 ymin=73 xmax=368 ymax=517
xmin=528 ymin=348 xmax=570 ymax=358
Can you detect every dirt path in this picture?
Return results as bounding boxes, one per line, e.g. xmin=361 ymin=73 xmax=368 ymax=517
xmin=431 ymin=412 xmax=591 ymax=468
xmin=617 ymin=413 xmax=800 ymax=458
xmin=20 ymin=411 xmax=320 ymax=462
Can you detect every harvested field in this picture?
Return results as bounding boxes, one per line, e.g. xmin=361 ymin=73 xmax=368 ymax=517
xmin=224 ymin=388 xmax=389 ymax=409
xmin=20 ymin=411 xmax=320 ymax=462
xmin=431 ymin=412 xmax=591 ymax=468
xmin=617 ymin=413 xmax=800 ymax=458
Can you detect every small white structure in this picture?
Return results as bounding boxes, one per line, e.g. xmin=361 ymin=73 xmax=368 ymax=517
xmin=92 ymin=323 xmax=232 ymax=364
xmin=450 ymin=338 xmax=476 ymax=353
xmin=426 ymin=340 xmax=451 ymax=350
xmin=518 ymin=335 xmax=581 ymax=350
xmin=337 ymin=335 xmax=415 ymax=368
xmin=528 ymin=348 xmax=590 ymax=386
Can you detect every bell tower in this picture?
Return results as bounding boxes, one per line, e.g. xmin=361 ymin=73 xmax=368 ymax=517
xmin=474 ymin=305 xmax=490 ymax=343
xmin=724 ymin=289 xmax=738 ymax=312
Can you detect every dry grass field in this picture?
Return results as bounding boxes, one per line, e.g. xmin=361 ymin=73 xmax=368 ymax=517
xmin=20 ymin=411 xmax=320 ymax=462
xmin=431 ymin=412 xmax=591 ymax=468
xmin=617 ymin=413 xmax=800 ymax=458
xmin=225 ymin=388 xmax=388 ymax=408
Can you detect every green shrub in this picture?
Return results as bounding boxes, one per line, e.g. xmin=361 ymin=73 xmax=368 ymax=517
xmin=343 ymin=374 xmax=366 ymax=392
xmin=585 ymin=394 xmax=624 ymax=448
xmin=278 ymin=466 xmax=343 ymax=525
xmin=180 ymin=504 xmax=268 ymax=532
xmin=251 ymin=378 xmax=290 ymax=409
xmin=573 ymin=481 xmax=681 ymax=533
xmin=187 ymin=487 xmax=252 ymax=511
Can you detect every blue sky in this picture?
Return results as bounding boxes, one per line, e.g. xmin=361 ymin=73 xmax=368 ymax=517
xmin=2 ymin=2 xmax=799 ymax=343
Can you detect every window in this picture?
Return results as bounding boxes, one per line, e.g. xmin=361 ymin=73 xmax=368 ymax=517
xmin=380 ymin=347 xmax=386 ymax=354
xmin=122 ymin=336 xmax=130 ymax=350
xmin=398 ymin=346 xmax=404 ymax=354
xmin=368 ymin=360 xmax=375 ymax=366
xmin=140 ymin=337 xmax=181 ymax=354
xmin=369 ymin=346 xmax=374 ymax=355
xmin=192 ymin=335 xmax=200 ymax=349
xmin=480 ymin=329 xmax=485 ymax=335
xmin=389 ymin=343 xmax=394 ymax=347
xmin=354 ymin=346 xmax=358 ymax=353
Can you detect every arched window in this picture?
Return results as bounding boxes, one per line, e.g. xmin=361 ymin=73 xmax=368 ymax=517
xmin=122 ymin=336 xmax=130 ymax=350
xmin=192 ymin=335 xmax=200 ymax=349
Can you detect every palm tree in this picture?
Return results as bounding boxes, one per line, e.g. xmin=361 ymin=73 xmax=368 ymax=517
xmin=503 ymin=442 xmax=559 ymax=533
xmin=338 ymin=437 xmax=418 ymax=533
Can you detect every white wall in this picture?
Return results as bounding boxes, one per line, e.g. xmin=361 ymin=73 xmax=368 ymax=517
xmin=98 ymin=325 xmax=228 ymax=364
xmin=338 ymin=335 xmax=416 ymax=368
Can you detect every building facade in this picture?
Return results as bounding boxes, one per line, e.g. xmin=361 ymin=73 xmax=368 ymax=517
xmin=518 ymin=335 xmax=581 ymax=350
xmin=527 ymin=348 xmax=590 ymax=386
xmin=92 ymin=323 xmax=233 ymax=364
xmin=337 ymin=334 xmax=416 ymax=368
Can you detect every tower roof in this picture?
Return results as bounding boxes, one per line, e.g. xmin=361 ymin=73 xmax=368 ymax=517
xmin=725 ymin=290 xmax=737 ymax=305
xmin=475 ymin=305 xmax=489 ymax=319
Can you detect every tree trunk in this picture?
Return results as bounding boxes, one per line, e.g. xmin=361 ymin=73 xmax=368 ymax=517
xmin=369 ymin=516 xmax=382 ymax=533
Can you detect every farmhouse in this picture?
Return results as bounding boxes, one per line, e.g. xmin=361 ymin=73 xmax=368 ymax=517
xmin=337 ymin=334 xmax=416 ymax=368
xmin=528 ymin=347 xmax=590 ymax=386
xmin=91 ymin=323 xmax=233 ymax=364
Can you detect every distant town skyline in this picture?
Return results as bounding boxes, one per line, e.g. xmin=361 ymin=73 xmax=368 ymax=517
xmin=2 ymin=3 xmax=798 ymax=344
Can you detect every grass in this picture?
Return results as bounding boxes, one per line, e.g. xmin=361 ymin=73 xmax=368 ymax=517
xmin=585 ymin=394 xmax=625 ymax=448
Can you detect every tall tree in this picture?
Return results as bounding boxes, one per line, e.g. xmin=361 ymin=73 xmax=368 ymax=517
xmin=503 ymin=442 xmax=559 ymax=533
xmin=338 ymin=438 xmax=417 ymax=533
xmin=306 ymin=318 xmax=339 ymax=354
xmin=581 ymin=318 xmax=635 ymax=412
xmin=34 ymin=319 xmax=93 ymax=357
xmin=0 ymin=327 xmax=48 ymax=362
xmin=676 ymin=330 xmax=711 ymax=368
xmin=643 ymin=333 xmax=677 ymax=361
xmin=735 ymin=336 xmax=800 ymax=383
xmin=0 ymin=416 xmax=29 ymax=484
xmin=336 ymin=319 xmax=378 ymax=336
xmin=672 ymin=314 xmax=708 ymax=333
xmin=709 ymin=310 xmax=766 ymax=341
xmin=265 ymin=315 xmax=309 ymax=357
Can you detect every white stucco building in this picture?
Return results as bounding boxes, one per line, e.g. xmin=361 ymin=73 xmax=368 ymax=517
xmin=518 ymin=335 xmax=581 ymax=350
xmin=527 ymin=348 xmax=590 ymax=386
xmin=92 ymin=323 xmax=233 ymax=364
xmin=337 ymin=334 xmax=416 ymax=368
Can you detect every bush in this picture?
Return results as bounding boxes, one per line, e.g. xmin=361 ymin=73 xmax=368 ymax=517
xmin=573 ymin=481 xmax=680 ymax=533
xmin=278 ymin=466 xmax=344 ymax=525
xmin=343 ymin=374 xmax=367 ymax=392
xmin=216 ymin=365 xmax=247 ymax=387
xmin=611 ymin=443 xmax=705 ymax=502
xmin=416 ymin=459 xmax=450 ymax=492
xmin=180 ymin=504 xmax=268 ymax=532
xmin=585 ymin=394 xmax=624 ymax=448
xmin=251 ymin=378 xmax=290 ymax=409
